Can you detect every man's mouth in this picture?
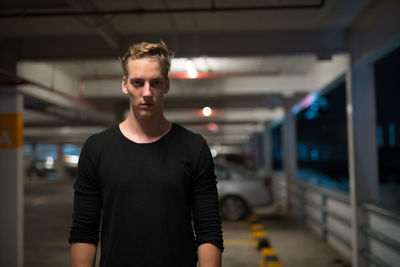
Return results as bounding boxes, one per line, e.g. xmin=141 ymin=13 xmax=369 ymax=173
xmin=140 ymin=103 xmax=154 ymax=108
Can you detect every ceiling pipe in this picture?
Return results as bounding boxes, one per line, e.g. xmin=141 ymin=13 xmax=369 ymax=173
xmin=0 ymin=68 xmax=108 ymax=112
xmin=0 ymin=0 xmax=325 ymax=18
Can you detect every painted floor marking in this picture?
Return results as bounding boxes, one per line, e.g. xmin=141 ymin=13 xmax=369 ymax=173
xmin=248 ymin=214 xmax=283 ymax=267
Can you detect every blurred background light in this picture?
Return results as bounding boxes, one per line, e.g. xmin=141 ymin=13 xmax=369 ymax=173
xmin=185 ymin=60 xmax=198 ymax=79
xmin=202 ymin=106 xmax=212 ymax=117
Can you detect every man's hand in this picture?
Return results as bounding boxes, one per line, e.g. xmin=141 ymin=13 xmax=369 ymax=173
xmin=71 ymin=243 xmax=97 ymax=267
xmin=198 ymin=243 xmax=222 ymax=267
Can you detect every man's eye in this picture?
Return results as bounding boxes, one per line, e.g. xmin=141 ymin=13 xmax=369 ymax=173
xmin=151 ymin=80 xmax=162 ymax=87
xmin=132 ymin=80 xmax=144 ymax=87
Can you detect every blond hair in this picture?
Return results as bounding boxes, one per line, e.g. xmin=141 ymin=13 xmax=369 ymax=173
xmin=120 ymin=41 xmax=174 ymax=78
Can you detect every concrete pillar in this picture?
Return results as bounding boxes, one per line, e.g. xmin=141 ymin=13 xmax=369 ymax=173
xmin=56 ymin=143 xmax=68 ymax=180
xmin=0 ymin=40 xmax=23 ymax=267
xmin=346 ymin=57 xmax=379 ymax=267
xmin=0 ymin=88 xmax=24 ymax=267
xmin=262 ymin=125 xmax=273 ymax=176
xmin=282 ymin=96 xmax=298 ymax=212
xmin=245 ymin=135 xmax=257 ymax=169
xmin=346 ymin=1 xmax=400 ymax=265
xmin=254 ymin=132 xmax=264 ymax=170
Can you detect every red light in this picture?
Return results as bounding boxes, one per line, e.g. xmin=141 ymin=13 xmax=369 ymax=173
xmin=207 ymin=122 xmax=219 ymax=132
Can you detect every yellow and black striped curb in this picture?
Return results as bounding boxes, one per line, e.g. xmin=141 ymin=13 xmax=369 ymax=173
xmin=248 ymin=214 xmax=283 ymax=267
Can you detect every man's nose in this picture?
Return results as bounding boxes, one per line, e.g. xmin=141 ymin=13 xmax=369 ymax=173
xmin=142 ymin=82 xmax=152 ymax=96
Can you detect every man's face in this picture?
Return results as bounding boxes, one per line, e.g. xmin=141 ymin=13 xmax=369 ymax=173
xmin=122 ymin=58 xmax=169 ymax=119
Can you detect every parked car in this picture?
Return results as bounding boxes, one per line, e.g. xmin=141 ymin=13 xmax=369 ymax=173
xmin=26 ymin=155 xmax=79 ymax=178
xmin=215 ymin=160 xmax=272 ymax=221
xmin=27 ymin=156 xmax=56 ymax=177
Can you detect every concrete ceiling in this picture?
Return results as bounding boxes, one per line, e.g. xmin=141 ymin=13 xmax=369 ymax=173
xmin=0 ymin=0 xmax=373 ymax=149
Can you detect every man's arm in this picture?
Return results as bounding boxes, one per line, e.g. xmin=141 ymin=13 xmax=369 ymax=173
xmin=192 ymin=141 xmax=224 ymax=265
xmin=71 ymin=243 xmax=97 ymax=267
xmin=198 ymin=243 xmax=222 ymax=267
xmin=69 ymin=136 xmax=102 ymax=266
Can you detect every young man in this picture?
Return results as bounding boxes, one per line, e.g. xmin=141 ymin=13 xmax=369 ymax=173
xmin=69 ymin=41 xmax=223 ymax=267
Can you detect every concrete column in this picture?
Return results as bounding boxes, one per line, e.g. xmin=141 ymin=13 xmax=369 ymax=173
xmin=254 ymin=132 xmax=264 ymax=170
xmin=282 ymin=96 xmax=298 ymax=212
xmin=262 ymin=125 xmax=273 ymax=176
xmin=346 ymin=1 xmax=400 ymax=265
xmin=0 ymin=40 xmax=23 ymax=267
xmin=248 ymin=135 xmax=256 ymax=170
xmin=346 ymin=57 xmax=379 ymax=267
xmin=0 ymin=88 xmax=24 ymax=267
xmin=56 ymin=143 xmax=68 ymax=180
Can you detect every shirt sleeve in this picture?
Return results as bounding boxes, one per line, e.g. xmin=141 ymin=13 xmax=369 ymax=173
xmin=191 ymin=140 xmax=224 ymax=252
xmin=69 ymin=136 xmax=102 ymax=245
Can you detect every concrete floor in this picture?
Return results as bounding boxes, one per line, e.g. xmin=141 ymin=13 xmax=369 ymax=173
xmin=255 ymin=208 xmax=352 ymax=267
xmin=222 ymin=221 xmax=259 ymax=267
xmin=24 ymin=178 xmax=351 ymax=267
xmin=24 ymin=178 xmax=73 ymax=267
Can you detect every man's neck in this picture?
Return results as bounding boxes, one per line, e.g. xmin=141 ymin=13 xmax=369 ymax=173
xmin=119 ymin=112 xmax=172 ymax=143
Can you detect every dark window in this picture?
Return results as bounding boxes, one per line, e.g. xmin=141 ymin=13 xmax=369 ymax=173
xmin=374 ymin=45 xmax=400 ymax=208
xmin=295 ymin=80 xmax=349 ymax=192
xmin=271 ymin=124 xmax=283 ymax=171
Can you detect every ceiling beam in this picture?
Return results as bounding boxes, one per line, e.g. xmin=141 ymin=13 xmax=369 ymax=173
xmin=0 ymin=1 xmax=325 ymax=18
xmin=82 ymin=75 xmax=310 ymax=97
xmin=63 ymin=0 xmax=120 ymax=48
xmin=23 ymin=125 xmax=257 ymax=145
xmin=164 ymin=107 xmax=284 ymax=124
xmin=165 ymin=93 xmax=307 ymax=109
xmin=24 ymin=126 xmax=105 ymax=143
xmin=183 ymin=123 xmax=265 ymax=135
xmin=8 ymin=30 xmax=347 ymax=60
xmin=202 ymin=134 xmax=251 ymax=145
xmin=20 ymin=84 xmax=115 ymax=125
xmin=87 ymin=93 xmax=307 ymax=110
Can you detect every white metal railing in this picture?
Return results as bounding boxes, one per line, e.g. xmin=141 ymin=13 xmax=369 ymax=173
xmin=273 ymin=174 xmax=400 ymax=266
xmin=272 ymin=172 xmax=287 ymax=210
xmin=360 ymin=203 xmax=400 ymax=267
xmin=287 ymin=177 xmax=352 ymax=259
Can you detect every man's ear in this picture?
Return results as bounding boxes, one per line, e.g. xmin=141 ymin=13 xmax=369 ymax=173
xmin=122 ymin=76 xmax=128 ymax=94
xmin=163 ymin=78 xmax=170 ymax=94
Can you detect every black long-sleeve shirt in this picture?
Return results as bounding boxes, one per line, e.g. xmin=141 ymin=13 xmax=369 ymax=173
xmin=69 ymin=123 xmax=223 ymax=267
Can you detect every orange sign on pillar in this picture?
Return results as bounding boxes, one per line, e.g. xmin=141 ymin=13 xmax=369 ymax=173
xmin=0 ymin=113 xmax=23 ymax=148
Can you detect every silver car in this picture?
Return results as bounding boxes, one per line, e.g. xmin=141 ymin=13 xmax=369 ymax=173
xmin=215 ymin=160 xmax=272 ymax=221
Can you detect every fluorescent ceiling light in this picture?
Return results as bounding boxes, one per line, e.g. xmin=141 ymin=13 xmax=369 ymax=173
xmin=185 ymin=60 xmax=198 ymax=78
